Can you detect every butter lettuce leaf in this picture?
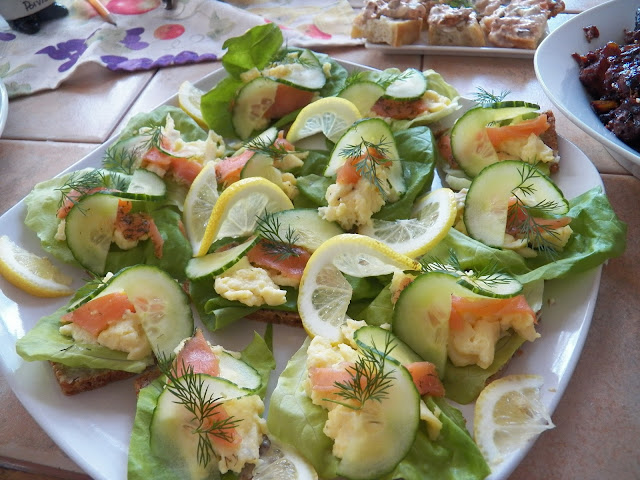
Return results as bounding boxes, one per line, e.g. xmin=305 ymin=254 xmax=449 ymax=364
xmin=15 ymin=302 xmax=153 ymax=373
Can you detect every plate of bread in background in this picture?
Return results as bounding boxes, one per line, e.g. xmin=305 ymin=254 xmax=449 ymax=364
xmin=351 ymin=0 xmax=566 ymax=58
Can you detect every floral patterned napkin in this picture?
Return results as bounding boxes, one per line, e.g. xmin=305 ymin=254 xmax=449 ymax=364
xmin=0 ymin=0 xmax=361 ymax=99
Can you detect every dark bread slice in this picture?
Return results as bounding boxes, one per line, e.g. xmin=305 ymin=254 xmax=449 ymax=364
xmin=539 ymin=110 xmax=559 ymax=153
xmin=246 ymin=309 xmax=303 ymax=328
xmin=50 ymin=361 xmax=137 ymax=396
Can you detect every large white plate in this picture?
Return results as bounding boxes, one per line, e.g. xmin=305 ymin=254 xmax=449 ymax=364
xmin=0 ymin=78 xmax=8 ymax=137
xmin=365 ymin=38 xmax=536 ymax=59
xmin=535 ymin=0 xmax=640 ymax=178
xmin=0 ymin=62 xmax=603 ymax=480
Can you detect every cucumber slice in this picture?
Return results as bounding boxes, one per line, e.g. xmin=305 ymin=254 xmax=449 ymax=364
xmin=325 ymin=118 xmax=406 ymax=196
xmin=269 ymin=208 xmax=344 ymax=252
xmin=97 ymin=265 xmax=194 ymax=359
xmin=232 ymin=77 xmax=279 ymax=140
xmin=150 ymin=375 xmax=252 ymax=479
xmin=422 ymin=261 xmax=523 ymax=298
xmin=338 ymin=80 xmax=385 ymax=115
xmin=269 ymin=49 xmax=326 ymax=91
xmin=186 ymin=235 xmax=259 ymax=280
xmin=393 ymin=271 xmax=484 ymax=376
xmin=218 ymin=351 xmax=262 ymax=392
xmin=65 ymin=192 xmax=120 ymax=275
xmin=450 ymin=102 xmax=540 ymax=177
xmin=334 ymin=350 xmax=420 ymax=479
xmin=464 ymin=160 xmax=569 ymax=248
xmin=383 ymin=68 xmax=427 ymax=101
xmin=240 ymin=153 xmax=283 ymax=186
xmin=117 ymin=168 xmax=166 ymax=201
xmin=353 ymin=325 xmax=422 ymax=366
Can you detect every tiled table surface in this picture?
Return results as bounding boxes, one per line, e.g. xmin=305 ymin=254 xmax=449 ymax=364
xmin=1 ymin=2 xmax=639 ymax=479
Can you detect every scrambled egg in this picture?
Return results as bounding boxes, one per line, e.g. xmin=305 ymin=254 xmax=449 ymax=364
xmin=59 ymin=308 xmax=152 ymax=361
xmin=279 ymin=172 xmax=299 ymax=200
xmin=448 ymin=307 xmax=540 ymax=369
xmin=214 ymin=257 xmax=287 ymax=307
xmin=319 ymin=178 xmax=386 ymax=230
xmin=214 ymin=395 xmax=268 ymax=474
xmin=497 ymin=132 xmax=558 ymax=166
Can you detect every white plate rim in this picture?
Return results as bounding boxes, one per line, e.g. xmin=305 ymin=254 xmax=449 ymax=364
xmin=0 ymin=78 xmax=8 ymax=138
xmin=0 ymin=60 xmax=604 ymax=480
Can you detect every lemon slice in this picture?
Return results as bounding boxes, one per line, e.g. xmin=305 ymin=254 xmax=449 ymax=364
xmin=286 ymin=97 xmax=362 ymax=143
xmin=183 ymin=162 xmax=219 ymax=254
xmin=298 ymin=233 xmax=420 ymax=342
xmin=178 ymin=80 xmax=208 ymax=129
xmin=196 ymin=177 xmax=294 ymax=256
xmin=253 ymin=437 xmax=318 ymax=480
xmin=359 ymin=188 xmax=457 ymax=258
xmin=0 ymin=235 xmax=74 ymax=297
xmin=474 ymin=374 xmax=555 ymax=468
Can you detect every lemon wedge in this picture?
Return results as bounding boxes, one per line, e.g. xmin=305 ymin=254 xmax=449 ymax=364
xmin=196 ymin=177 xmax=294 ymax=257
xmin=297 ymin=233 xmax=420 ymax=342
xmin=178 ymin=80 xmax=208 ymax=129
xmin=183 ymin=162 xmax=219 ymax=254
xmin=474 ymin=374 xmax=555 ymax=468
xmin=0 ymin=235 xmax=74 ymax=297
xmin=359 ymin=188 xmax=457 ymax=258
xmin=286 ymin=97 xmax=361 ymax=143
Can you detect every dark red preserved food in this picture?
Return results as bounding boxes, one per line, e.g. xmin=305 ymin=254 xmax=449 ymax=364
xmin=572 ymin=25 xmax=640 ymax=150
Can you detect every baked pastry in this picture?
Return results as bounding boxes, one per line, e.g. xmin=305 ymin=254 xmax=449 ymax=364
xmin=427 ymin=4 xmax=486 ymax=47
xmin=351 ymin=0 xmax=427 ymax=47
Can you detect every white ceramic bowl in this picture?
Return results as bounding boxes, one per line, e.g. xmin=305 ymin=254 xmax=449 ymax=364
xmin=534 ymin=0 xmax=640 ymax=177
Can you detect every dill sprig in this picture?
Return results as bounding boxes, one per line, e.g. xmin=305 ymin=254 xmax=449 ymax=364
xmin=244 ymin=136 xmax=293 ymax=162
xmin=139 ymin=125 xmax=165 ymax=151
xmin=420 ymin=249 xmax=514 ymax=288
xmin=255 ymin=212 xmax=301 ymax=260
xmin=473 ymin=87 xmax=511 ymax=107
xmin=326 ymin=336 xmax=396 ymax=411
xmin=344 ymin=71 xmax=366 ymax=88
xmin=157 ymin=354 xmax=242 ymax=468
xmin=103 ymin=143 xmax=141 ymax=175
xmin=339 ymin=136 xmax=394 ymax=195
xmin=507 ymin=164 xmax=565 ymax=255
xmin=377 ymin=70 xmax=413 ymax=90
xmin=269 ymin=48 xmax=316 ymax=69
xmin=56 ymin=170 xmax=109 ymax=209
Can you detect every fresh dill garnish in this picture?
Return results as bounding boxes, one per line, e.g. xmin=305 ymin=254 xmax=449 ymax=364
xmin=473 ymin=87 xmax=511 ymax=107
xmin=344 ymin=71 xmax=367 ymax=88
xmin=339 ymin=136 xmax=394 ymax=195
xmin=157 ymin=354 xmax=242 ymax=468
xmin=255 ymin=211 xmax=301 ymax=260
xmin=56 ymin=170 xmax=109 ymax=209
xmin=244 ymin=136 xmax=292 ymax=162
xmin=103 ymin=143 xmax=141 ymax=175
xmin=326 ymin=336 xmax=396 ymax=411
xmin=507 ymin=163 xmax=565 ymax=255
xmin=269 ymin=48 xmax=316 ymax=69
xmin=139 ymin=125 xmax=165 ymax=151
xmin=420 ymin=249 xmax=514 ymax=288
xmin=377 ymin=70 xmax=413 ymax=90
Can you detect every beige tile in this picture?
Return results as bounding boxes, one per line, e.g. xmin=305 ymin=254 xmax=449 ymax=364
xmin=0 ymin=140 xmax=98 ymax=215
xmin=511 ymin=173 xmax=640 ymax=480
xmin=2 ymin=64 xmax=152 ymax=143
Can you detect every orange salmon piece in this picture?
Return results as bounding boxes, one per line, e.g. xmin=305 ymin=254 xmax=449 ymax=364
xmin=266 ymin=84 xmax=314 ymax=119
xmin=449 ymin=294 xmax=536 ymax=331
xmin=215 ymin=150 xmax=254 ymax=186
xmin=485 ymin=114 xmax=549 ymax=147
xmin=170 ymin=157 xmax=203 ymax=186
xmin=246 ymin=239 xmax=311 ymax=283
xmin=61 ymin=292 xmax=136 ymax=337
xmin=174 ymin=329 xmax=220 ymax=378
xmin=405 ymin=361 xmax=445 ymax=397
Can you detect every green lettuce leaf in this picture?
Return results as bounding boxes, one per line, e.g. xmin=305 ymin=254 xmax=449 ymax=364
xmin=266 ymin=338 xmax=339 ymax=479
xmin=240 ymin=328 xmax=276 ymax=399
xmin=117 ymin=105 xmax=208 ymax=143
xmin=517 ymin=186 xmax=627 ymax=283
xmin=201 ymin=76 xmax=245 ymax=138
xmin=221 ymin=23 xmax=283 ymax=79
xmin=15 ymin=302 xmax=153 ymax=373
